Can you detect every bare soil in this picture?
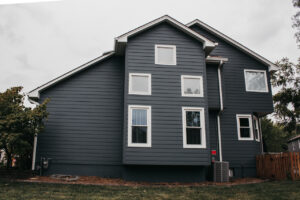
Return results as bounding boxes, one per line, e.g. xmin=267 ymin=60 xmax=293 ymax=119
xmin=20 ymin=175 xmax=267 ymax=186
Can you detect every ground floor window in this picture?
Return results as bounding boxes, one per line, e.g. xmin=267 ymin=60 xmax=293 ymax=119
xmin=253 ymin=116 xmax=261 ymax=142
xmin=182 ymin=107 xmax=206 ymax=148
xmin=128 ymin=105 xmax=151 ymax=147
xmin=236 ymin=114 xmax=254 ymax=141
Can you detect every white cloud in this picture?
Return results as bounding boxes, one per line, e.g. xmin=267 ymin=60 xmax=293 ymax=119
xmin=0 ymin=0 xmax=299 ymax=94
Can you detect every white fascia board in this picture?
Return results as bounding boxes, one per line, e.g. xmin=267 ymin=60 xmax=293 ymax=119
xmin=187 ymin=19 xmax=278 ymax=71
xmin=206 ymin=56 xmax=228 ymax=63
xmin=27 ymin=52 xmax=115 ymax=99
xmin=115 ymin=15 xmax=216 ymax=50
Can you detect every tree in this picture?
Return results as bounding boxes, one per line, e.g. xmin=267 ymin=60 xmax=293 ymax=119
xmin=293 ymin=0 xmax=300 ymax=46
xmin=271 ymin=58 xmax=300 ymax=136
xmin=0 ymin=87 xmax=49 ymax=169
xmin=261 ymin=117 xmax=289 ymax=152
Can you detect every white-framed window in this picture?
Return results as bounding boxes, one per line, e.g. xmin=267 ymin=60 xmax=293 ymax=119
xmin=182 ymin=107 xmax=206 ymax=148
xmin=236 ymin=114 xmax=254 ymax=141
xmin=253 ymin=116 xmax=260 ymax=142
xmin=298 ymin=140 xmax=300 ymax=149
xmin=128 ymin=105 xmax=151 ymax=147
xmin=155 ymin=44 xmax=176 ymax=65
xmin=181 ymin=75 xmax=204 ymax=97
xmin=128 ymin=73 xmax=151 ymax=95
xmin=244 ymin=69 xmax=268 ymax=93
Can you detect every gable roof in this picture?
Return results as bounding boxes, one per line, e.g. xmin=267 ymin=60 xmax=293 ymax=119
xmin=28 ymin=16 xmax=216 ymax=100
xmin=28 ymin=52 xmax=115 ymax=100
xmin=115 ymin=15 xmax=216 ymax=55
xmin=186 ymin=19 xmax=278 ymax=71
xmin=288 ymin=134 xmax=300 ymax=143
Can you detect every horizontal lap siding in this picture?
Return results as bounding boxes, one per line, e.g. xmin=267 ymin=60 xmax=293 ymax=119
xmin=190 ymin=25 xmax=273 ymax=168
xmin=206 ymin=64 xmax=220 ymax=109
xmin=37 ymin=57 xmax=124 ymax=166
xmin=123 ymin=22 xmax=210 ymax=166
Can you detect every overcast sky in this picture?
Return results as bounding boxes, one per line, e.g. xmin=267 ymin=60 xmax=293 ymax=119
xmin=0 ymin=0 xmax=299 ymax=94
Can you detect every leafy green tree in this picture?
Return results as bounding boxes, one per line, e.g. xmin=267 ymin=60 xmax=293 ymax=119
xmin=0 ymin=87 xmax=49 ymax=169
xmin=293 ymin=0 xmax=300 ymax=46
xmin=271 ymin=58 xmax=300 ymax=136
xmin=261 ymin=117 xmax=289 ymax=152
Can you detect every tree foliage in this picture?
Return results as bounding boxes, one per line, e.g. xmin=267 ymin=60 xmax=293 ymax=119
xmin=0 ymin=87 xmax=49 ymax=169
xmin=261 ymin=117 xmax=289 ymax=152
xmin=293 ymin=0 xmax=300 ymax=46
xmin=271 ymin=58 xmax=300 ymax=135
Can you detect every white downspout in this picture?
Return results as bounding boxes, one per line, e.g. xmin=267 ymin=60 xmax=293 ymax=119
xmin=32 ymin=135 xmax=38 ymax=170
xmin=28 ymin=97 xmax=39 ymax=171
xmin=217 ymin=61 xmax=224 ymax=162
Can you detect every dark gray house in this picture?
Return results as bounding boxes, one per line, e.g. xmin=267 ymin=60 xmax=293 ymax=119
xmin=288 ymin=135 xmax=300 ymax=152
xmin=28 ymin=15 xmax=276 ymax=182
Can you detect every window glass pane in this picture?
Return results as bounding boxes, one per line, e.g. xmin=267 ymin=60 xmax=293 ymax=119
xmin=186 ymin=111 xmax=200 ymax=127
xmin=132 ymin=109 xmax=147 ymax=126
xmin=245 ymin=71 xmax=267 ymax=91
xmin=157 ymin=47 xmax=174 ymax=64
xmin=240 ymin=128 xmax=250 ymax=138
xmin=239 ymin=118 xmax=249 ymax=127
xmin=131 ymin=75 xmax=149 ymax=93
xmin=186 ymin=128 xmax=201 ymax=144
xmin=132 ymin=126 xmax=147 ymax=143
xmin=184 ymin=78 xmax=201 ymax=95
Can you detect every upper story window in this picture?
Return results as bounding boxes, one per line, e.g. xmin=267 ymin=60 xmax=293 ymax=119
xmin=128 ymin=105 xmax=151 ymax=147
xmin=181 ymin=75 xmax=204 ymax=97
xmin=182 ymin=107 xmax=206 ymax=148
xmin=129 ymin=73 xmax=151 ymax=95
xmin=236 ymin=114 xmax=254 ymax=141
xmin=253 ymin=116 xmax=260 ymax=142
xmin=244 ymin=69 xmax=268 ymax=93
xmin=155 ymin=44 xmax=176 ymax=65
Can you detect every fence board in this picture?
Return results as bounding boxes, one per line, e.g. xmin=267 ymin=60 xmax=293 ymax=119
xmin=256 ymin=152 xmax=300 ymax=180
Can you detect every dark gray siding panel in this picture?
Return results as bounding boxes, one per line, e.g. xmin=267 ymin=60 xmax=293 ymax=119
xmin=190 ymin=25 xmax=271 ymax=172
xmin=123 ymin=165 xmax=206 ymax=182
xmin=36 ymin=56 xmax=124 ymax=173
xmin=209 ymin=111 xmax=218 ymax=157
xmin=123 ymin=22 xmax=210 ymax=166
xmin=206 ymin=64 xmax=220 ymax=109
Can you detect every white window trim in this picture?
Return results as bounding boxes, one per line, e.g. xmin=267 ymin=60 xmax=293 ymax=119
xmin=128 ymin=105 xmax=151 ymax=147
xmin=128 ymin=73 xmax=152 ymax=95
xmin=236 ymin=114 xmax=254 ymax=141
xmin=253 ymin=116 xmax=260 ymax=142
xmin=181 ymin=75 xmax=204 ymax=97
xmin=244 ymin=69 xmax=269 ymax=93
xmin=298 ymin=140 xmax=300 ymax=149
xmin=182 ymin=107 xmax=206 ymax=148
xmin=155 ymin=44 xmax=177 ymax=65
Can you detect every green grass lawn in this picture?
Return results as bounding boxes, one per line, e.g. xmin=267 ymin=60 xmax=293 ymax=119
xmin=0 ymin=180 xmax=300 ymax=200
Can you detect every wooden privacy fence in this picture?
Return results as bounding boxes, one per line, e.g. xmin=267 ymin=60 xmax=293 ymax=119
xmin=256 ymin=152 xmax=300 ymax=180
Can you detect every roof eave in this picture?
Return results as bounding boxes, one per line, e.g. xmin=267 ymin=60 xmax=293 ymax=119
xmin=27 ymin=52 xmax=115 ymax=100
xmin=187 ymin=19 xmax=278 ymax=72
xmin=115 ymin=15 xmax=216 ymax=56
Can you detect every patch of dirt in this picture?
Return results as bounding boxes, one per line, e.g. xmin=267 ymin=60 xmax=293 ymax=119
xmin=19 ymin=176 xmax=268 ymax=187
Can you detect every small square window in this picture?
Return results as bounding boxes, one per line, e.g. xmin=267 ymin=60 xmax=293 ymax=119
xmin=244 ymin=69 xmax=268 ymax=92
xmin=182 ymin=107 xmax=206 ymax=148
xmin=181 ymin=75 xmax=203 ymax=97
xmin=236 ymin=114 xmax=254 ymax=141
xmin=155 ymin=45 xmax=176 ymax=65
xmin=128 ymin=105 xmax=151 ymax=147
xmin=129 ymin=73 xmax=151 ymax=95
